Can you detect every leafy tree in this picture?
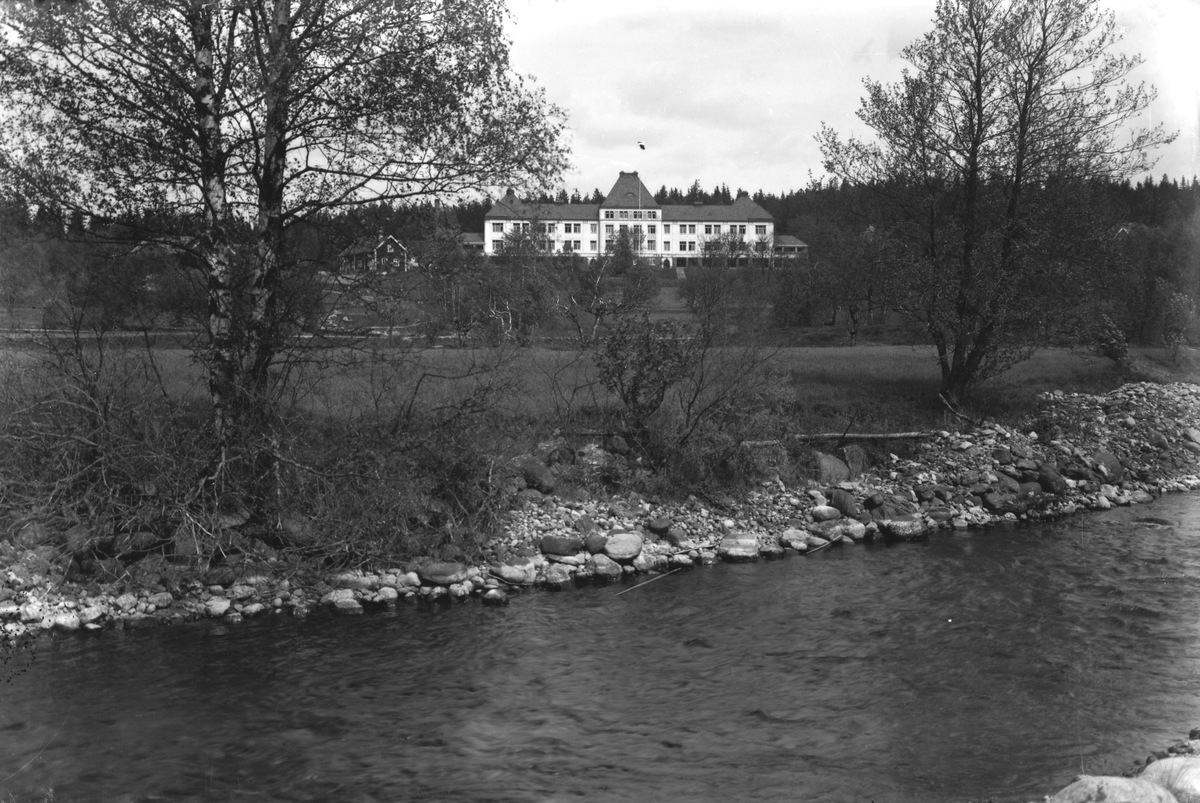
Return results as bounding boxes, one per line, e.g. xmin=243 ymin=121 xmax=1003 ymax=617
xmin=557 ymin=226 xmax=657 ymax=343
xmin=0 ymin=0 xmax=568 ymax=493
xmin=819 ymin=0 xmax=1173 ymax=402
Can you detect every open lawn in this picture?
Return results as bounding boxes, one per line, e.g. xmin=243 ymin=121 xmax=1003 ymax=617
xmin=5 ymin=338 xmax=1195 ymax=440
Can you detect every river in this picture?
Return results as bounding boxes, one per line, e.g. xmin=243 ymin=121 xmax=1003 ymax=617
xmin=2 ymin=494 xmax=1199 ymax=802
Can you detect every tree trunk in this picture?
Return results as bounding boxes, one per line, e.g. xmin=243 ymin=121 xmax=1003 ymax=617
xmin=189 ymin=0 xmax=238 ymax=479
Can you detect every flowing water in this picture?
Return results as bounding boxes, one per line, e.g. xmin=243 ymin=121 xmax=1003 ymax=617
xmin=3 ymin=495 xmax=1200 ymax=803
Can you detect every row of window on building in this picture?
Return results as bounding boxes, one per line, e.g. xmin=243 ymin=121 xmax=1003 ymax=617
xmin=487 ymin=239 xmax=741 ymax=253
xmin=602 ymin=210 xmax=658 ymax=219
xmin=491 ymin=221 xmax=767 ymax=237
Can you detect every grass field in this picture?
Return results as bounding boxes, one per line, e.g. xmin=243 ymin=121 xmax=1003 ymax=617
xmin=5 ymin=337 xmax=1195 ymax=438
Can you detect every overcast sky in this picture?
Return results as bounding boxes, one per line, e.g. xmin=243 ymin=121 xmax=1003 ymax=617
xmin=504 ymin=0 xmax=1200 ymax=198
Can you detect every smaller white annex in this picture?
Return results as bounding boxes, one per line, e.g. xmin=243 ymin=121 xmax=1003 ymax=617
xmin=483 ymin=171 xmax=805 ymax=268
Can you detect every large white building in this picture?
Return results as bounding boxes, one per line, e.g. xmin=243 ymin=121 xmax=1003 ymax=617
xmin=483 ymin=171 xmax=797 ymax=268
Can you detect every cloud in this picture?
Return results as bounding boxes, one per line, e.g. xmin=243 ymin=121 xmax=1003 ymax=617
xmin=508 ymin=0 xmax=1199 ymax=194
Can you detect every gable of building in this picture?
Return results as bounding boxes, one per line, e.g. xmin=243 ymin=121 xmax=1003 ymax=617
xmin=600 ymin=171 xmax=660 ymax=209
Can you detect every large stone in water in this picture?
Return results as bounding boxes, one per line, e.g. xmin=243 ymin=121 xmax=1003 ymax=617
xmin=587 ymin=553 xmax=623 ymax=582
xmin=1141 ymin=757 xmax=1200 ymax=802
xmin=603 ymin=531 xmax=644 ymax=561
xmin=204 ymin=597 xmax=231 ymax=617
xmin=877 ymin=516 xmax=929 ymax=541
xmin=493 ymin=556 xmax=537 ymax=586
xmin=78 ymin=606 xmax=104 ymax=625
xmin=543 ymin=563 xmax=573 ymax=591
xmin=1048 ymin=775 xmax=1177 ymax=803
xmin=418 ymin=562 xmax=470 ymax=586
xmin=482 ymin=588 xmax=509 ymax=606
xmin=52 ymin=612 xmax=81 ymax=632
xmin=717 ymin=533 xmax=759 ymax=562
xmin=811 ymin=519 xmax=867 ymax=542
xmin=332 ymin=598 xmax=363 ymax=616
xmin=778 ymin=528 xmax=809 ymax=551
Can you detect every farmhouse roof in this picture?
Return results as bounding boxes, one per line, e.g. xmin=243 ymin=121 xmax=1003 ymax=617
xmin=338 ymin=234 xmax=404 ymax=259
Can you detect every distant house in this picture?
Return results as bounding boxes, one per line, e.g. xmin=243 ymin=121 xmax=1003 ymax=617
xmin=339 ymin=234 xmax=408 ymax=273
xmin=772 ymin=234 xmax=809 ymax=261
xmin=457 ymin=232 xmax=485 ymax=253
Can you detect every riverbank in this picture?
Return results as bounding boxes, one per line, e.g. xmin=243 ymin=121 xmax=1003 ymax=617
xmin=2 ymin=380 xmax=1199 ymax=648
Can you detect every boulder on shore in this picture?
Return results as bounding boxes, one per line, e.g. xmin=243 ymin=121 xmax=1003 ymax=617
xmin=717 ymin=533 xmax=759 ymax=562
xmin=1140 ymin=757 xmax=1200 ymax=802
xmin=813 ymin=451 xmax=851 ymax=485
xmin=1048 ymin=775 xmax=1177 ymax=803
xmin=603 ymin=531 xmax=644 ymax=562
xmin=876 ymin=516 xmax=929 ymax=541
xmin=417 ymin=562 xmax=470 ymax=586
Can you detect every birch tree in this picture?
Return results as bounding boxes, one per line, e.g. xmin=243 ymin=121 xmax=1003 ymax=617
xmin=1 ymin=0 xmax=568 ymax=488
xmin=818 ymin=0 xmax=1173 ymax=402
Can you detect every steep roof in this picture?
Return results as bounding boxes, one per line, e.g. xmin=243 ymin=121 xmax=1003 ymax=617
xmin=729 ymin=194 xmax=774 ymax=222
xmin=600 ymin=171 xmax=659 ymax=209
xmin=338 ymin=234 xmax=405 ymax=258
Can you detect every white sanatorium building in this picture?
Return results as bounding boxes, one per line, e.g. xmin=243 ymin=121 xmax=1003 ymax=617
xmin=482 ymin=171 xmax=806 ymax=268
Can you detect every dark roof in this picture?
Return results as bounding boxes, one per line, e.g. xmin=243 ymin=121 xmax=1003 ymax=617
xmin=338 ymin=234 xmax=405 ymax=258
xmin=458 ymin=232 xmax=485 ymax=245
xmin=660 ymin=200 xmax=773 ymax=223
xmin=773 ymin=235 xmax=808 ymax=248
xmin=485 ymin=191 xmax=600 ymax=221
xmin=600 ymin=171 xmax=659 ymax=209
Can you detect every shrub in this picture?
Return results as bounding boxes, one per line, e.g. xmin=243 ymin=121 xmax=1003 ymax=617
xmin=595 ymin=315 xmax=696 ymax=437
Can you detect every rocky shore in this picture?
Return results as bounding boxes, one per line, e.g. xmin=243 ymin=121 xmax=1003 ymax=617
xmin=2 ymin=380 xmax=1199 ymax=648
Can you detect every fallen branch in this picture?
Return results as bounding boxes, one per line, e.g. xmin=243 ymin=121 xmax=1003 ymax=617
xmin=803 ymin=534 xmax=844 ymax=555
xmin=741 ymin=431 xmax=934 ymax=448
xmin=615 ymin=567 xmax=681 ymax=597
